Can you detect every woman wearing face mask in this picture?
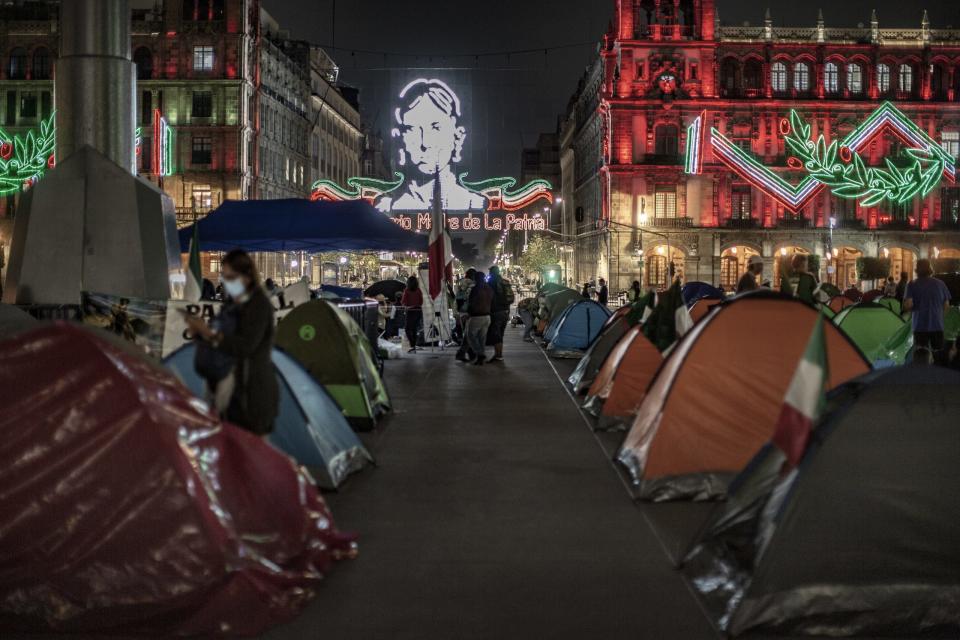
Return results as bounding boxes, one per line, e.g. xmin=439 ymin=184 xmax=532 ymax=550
xmin=184 ymin=249 xmax=278 ymax=435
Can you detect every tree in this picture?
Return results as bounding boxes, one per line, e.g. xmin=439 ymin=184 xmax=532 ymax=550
xmin=518 ymin=236 xmax=559 ymax=276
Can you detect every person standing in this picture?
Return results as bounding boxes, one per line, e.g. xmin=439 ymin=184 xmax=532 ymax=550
xmin=400 ymin=275 xmax=423 ymax=353
xmin=185 ymin=249 xmax=278 ymax=436
xmin=789 ymin=254 xmax=817 ymax=305
xmin=883 ymin=276 xmax=897 ymax=297
xmin=737 ymin=255 xmax=764 ymax=293
xmin=487 ymin=265 xmax=513 ymax=362
xmin=597 ymin=278 xmax=609 ymax=306
xmin=626 ymin=280 xmax=642 ymax=302
xmin=465 ymin=271 xmax=493 ymax=365
xmin=455 ymin=268 xmax=477 ymax=362
xmin=903 ymin=259 xmax=952 ymax=364
xmin=581 ymin=282 xmax=591 ymax=298
xmin=895 ymin=270 xmax=909 ymax=303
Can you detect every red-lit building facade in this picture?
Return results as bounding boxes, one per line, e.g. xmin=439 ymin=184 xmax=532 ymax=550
xmin=561 ymin=0 xmax=960 ymax=292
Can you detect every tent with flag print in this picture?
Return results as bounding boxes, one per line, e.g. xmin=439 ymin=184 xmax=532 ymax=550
xmin=642 ymin=278 xmax=692 ymax=352
xmin=617 ymin=293 xmax=870 ymax=501
xmin=682 ymin=365 xmax=960 ymax=637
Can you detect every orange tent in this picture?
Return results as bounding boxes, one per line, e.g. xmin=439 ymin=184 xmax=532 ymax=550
xmin=617 ymin=294 xmax=870 ymax=501
xmin=828 ymin=295 xmax=856 ymax=313
xmin=689 ymin=297 xmax=722 ymax=324
xmin=583 ymin=326 xmax=663 ymax=430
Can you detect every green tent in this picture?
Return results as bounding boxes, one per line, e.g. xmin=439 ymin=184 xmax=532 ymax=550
xmin=833 ymin=302 xmax=906 ymax=362
xmin=872 ymin=307 xmax=960 ymax=365
xmin=875 ymin=296 xmax=902 ymax=315
xmin=543 ymin=288 xmax=582 ymax=320
xmin=819 ymin=303 xmax=837 ymax=320
xmin=276 ymin=300 xmax=390 ymax=431
xmin=537 ymin=282 xmax=568 ymax=297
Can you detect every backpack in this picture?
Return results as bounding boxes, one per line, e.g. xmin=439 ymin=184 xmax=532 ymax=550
xmin=498 ymin=279 xmax=516 ymax=306
xmin=194 ymin=304 xmax=238 ymax=384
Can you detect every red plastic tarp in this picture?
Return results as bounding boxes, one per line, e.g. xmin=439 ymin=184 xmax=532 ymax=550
xmin=0 ymin=323 xmax=354 ymax=636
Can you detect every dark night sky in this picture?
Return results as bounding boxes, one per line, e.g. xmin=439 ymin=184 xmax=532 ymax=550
xmin=262 ymin=0 xmax=959 ymax=177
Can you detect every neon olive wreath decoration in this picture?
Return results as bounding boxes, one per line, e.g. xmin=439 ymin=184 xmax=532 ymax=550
xmin=0 ymin=113 xmax=56 ymax=194
xmin=782 ymin=110 xmax=946 ymax=208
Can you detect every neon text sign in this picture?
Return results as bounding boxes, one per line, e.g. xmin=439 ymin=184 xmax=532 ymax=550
xmin=391 ymin=211 xmax=547 ymax=232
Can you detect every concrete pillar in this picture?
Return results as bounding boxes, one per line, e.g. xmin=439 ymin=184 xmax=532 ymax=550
xmin=56 ymin=0 xmax=136 ymax=173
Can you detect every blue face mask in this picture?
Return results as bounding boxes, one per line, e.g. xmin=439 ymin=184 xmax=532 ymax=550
xmin=222 ymin=277 xmax=246 ymax=299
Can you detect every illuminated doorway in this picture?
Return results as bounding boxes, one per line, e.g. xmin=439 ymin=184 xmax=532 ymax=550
xmin=719 ymin=246 xmax=760 ymax=290
xmin=645 ymin=245 xmax=685 ymax=290
xmin=881 ymin=246 xmax=915 ymax=280
xmin=773 ymin=246 xmax=810 ymax=288
xmin=827 ymin=247 xmax=863 ymax=287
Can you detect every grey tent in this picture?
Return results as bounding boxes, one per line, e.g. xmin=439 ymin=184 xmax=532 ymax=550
xmin=682 ymin=365 xmax=960 ymax=637
xmin=165 ymin=344 xmax=373 ymax=489
xmin=567 ymin=313 xmax=630 ymax=393
xmin=0 ymin=304 xmax=36 ymax=338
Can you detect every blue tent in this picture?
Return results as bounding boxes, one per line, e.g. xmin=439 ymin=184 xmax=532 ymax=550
xmin=164 ymin=344 xmax=372 ymax=489
xmin=545 ymin=300 xmax=612 ymax=358
xmin=681 ymin=281 xmax=724 ymax=307
xmin=178 ymin=199 xmax=427 ymax=253
xmin=320 ymin=284 xmax=364 ymax=299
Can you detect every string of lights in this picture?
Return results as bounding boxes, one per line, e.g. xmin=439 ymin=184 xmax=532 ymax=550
xmin=307 ymin=40 xmax=599 ymax=61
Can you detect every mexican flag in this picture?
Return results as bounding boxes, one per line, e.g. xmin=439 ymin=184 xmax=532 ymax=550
xmin=771 ymin=314 xmax=829 ymax=466
xmin=642 ymin=278 xmax=692 ymax=351
xmin=184 ymin=222 xmax=202 ymax=302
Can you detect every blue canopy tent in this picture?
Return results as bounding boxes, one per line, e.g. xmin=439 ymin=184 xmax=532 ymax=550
xmin=178 ymin=199 xmax=427 ymax=252
xmin=681 ymin=281 xmax=724 ymax=307
xmin=164 ymin=344 xmax=373 ymax=489
xmin=545 ymin=300 xmax=612 ymax=358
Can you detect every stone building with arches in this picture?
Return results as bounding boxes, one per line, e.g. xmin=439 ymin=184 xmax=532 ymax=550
xmin=560 ymin=0 xmax=960 ymax=292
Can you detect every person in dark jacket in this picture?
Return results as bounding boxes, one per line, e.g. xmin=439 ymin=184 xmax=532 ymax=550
xmin=465 ymin=271 xmax=493 ymax=365
xmin=597 ymin=278 xmax=609 ymax=306
xmin=487 ymin=265 xmax=512 ymax=362
xmin=400 ymin=275 xmax=423 ymax=353
xmin=185 ymin=249 xmax=278 ymax=435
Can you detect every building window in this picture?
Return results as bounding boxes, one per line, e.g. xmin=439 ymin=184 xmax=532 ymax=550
xmin=636 ymin=61 xmax=646 ymax=79
xmin=8 ymin=48 xmax=26 ymax=80
xmin=847 ymin=63 xmax=862 ymax=93
xmin=192 ymin=46 xmax=214 ymax=72
xmin=744 ymin=59 xmax=763 ymax=91
xmin=793 ymin=62 xmax=810 ymax=91
xmin=689 ymin=63 xmax=698 ymax=80
xmin=141 ymin=90 xmax=153 ymax=125
xmin=192 ymin=91 xmax=213 ymax=118
xmin=32 ymin=48 xmax=51 ymax=80
xmin=732 ymin=137 xmax=751 ymax=153
xmin=654 ymin=185 xmax=677 ymax=218
xmin=654 ymin=124 xmax=678 ymax=156
xmin=731 ymin=185 xmax=752 ymax=219
xmin=771 ymin=62 xmax=787 ymax=93
xmin=40 ymin=91 xmax=51 ymax=120
xmin=134 ymin=47 xmax=153 ymax=80
xmin=192 ymin=184 xmax=213 ymax=209
xmin=19 ymin=92 xmax=37 ymax=119
xmin=824 ymin=62 xmax=839 ymax=93
xmin=5 ymin=91 xmax=14 ymax=126
xmin=942 ymin=132 xmax=960 ymax=160
xmin=898 ymin=64 xmax=913 ymax=93
xmin=720 ymin=256 xmax=740 ymax=288
xmin=877 ymin=63 xmax=891 ymax=93
xmin=942 ymin=187 xmax=960 ymax=223
xmin=191 ymin=136 xmax=212 ymax=165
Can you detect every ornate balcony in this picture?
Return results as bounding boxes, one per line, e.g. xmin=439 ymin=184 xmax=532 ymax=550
xmin=832 ymin=218 xmax=865 ymax=230
xmin=640 ymin=216 xmax=693 ymax=229
xmin=777 ymin=216 xmax=811 ymax=229
xmin=724 ymin=217 xmax=759 ymax=229
xmin=878 ymin=219 xmax=916 ymax=231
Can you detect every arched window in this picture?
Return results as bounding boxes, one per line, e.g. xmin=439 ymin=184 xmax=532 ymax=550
xmin=824 ymin=62 xmax=839 ymax=93
xmin=744 ymin=58 xmax=763 ymax=91
xmin=846 ymin=63 xmax=863 ymax=93
xmin=898 ymin=64 xmax=913 ymax=93
xmin=7 ymin=47 xmax=26 ymax=79
xmin=654 ymin=124 xmax=679 ymax=156
xmin=771 ymin=61 xmax=787 ymax=92
xmin=31 ymin=47 xmax=51 ymax=80
xmin=211 ymin=0 xmax=225 ymax=19
xmin=720 ymin=58 xmax=738 ymax=95
xmin=133 ymin=47 xmax=153 ymax=80
xmin=793 ymin=62 xmax=810 ymax=91
xmin=876 ymin=63 xmax=891 ymax=93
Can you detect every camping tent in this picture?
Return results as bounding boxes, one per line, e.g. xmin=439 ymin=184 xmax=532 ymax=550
xmin=872 ymin=306 xmax=960 ymax=366
xmin=0 ymin=303 xmax=36 ymax=338
xmin=827 ymin=295 xmax=855 ymax=313
xmin=860 ymin=287 xmax=884 ymax=303
xmin=816 ymin=281 xmax=842 ymax=298
xmin=682 ymin=366 xmax=960 ymax=637
xmin=276 ymin=300 xmax=391 ymax=431
xmin=537 ymin=282 xmax=568 ymax=297
xmin=617 ymin=294 xmax=870 ymax=501
xmin=935 ymin=272 xmax=960 ymax=304
xmin=567 ymin=313 xmax=631 ymax=393
xmin=165 ymin=344 xmax=372 ymax=489
xmin=178 ymin=198 xmax=427 ymax=252
xmin=320 ymin=284 xmax=363 ymax=299
xmin=875 ymin=296 xmax=902 ymax=315
xmin=545 ymin=300 xmax=612 ymax=357
xmin=681 ymin=281 xmax=723 ymax=307
xmin=0 ymin=323 xmax=352 ymax=636
xmin=689 ymin=297 xmax=721 ymax=324
xmin=832 ymin=302 xmax=906 ymax=360
xmin=582 ymin=325 xmax=663 ymax=431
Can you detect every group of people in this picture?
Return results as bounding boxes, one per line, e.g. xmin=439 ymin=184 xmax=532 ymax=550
xmin=453 ymin=266 xmax=514 ymax=365
xmin=580 ymin=279 xmax=609 ymax=306
xmin=737 ymin=253 xmax=954 ymax=364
